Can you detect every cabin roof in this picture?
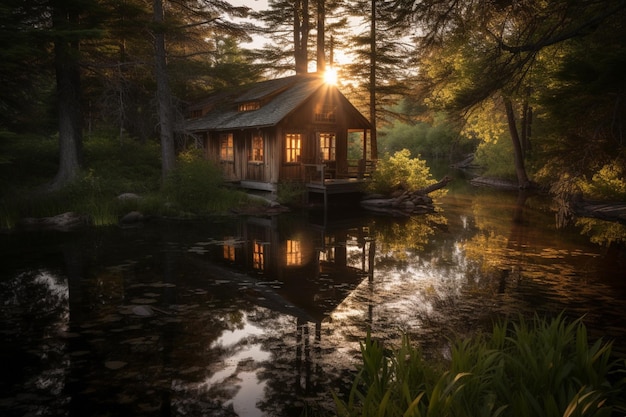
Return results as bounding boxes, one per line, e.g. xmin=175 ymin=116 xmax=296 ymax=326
xmin=185 ymin=73 xmax=370 ymax=131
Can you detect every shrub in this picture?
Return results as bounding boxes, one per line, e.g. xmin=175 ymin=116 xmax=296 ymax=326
xmin=334 ymin=314 xmax=626 ymax=417
xmin=578 ymin=161 xmax=626 ymax=201
xmin=162 ymin=150 xmax=250 ymax=215
xmin=277 ymin=180 xmax=306 ymax=205
xmin=369 ymin=149 xmax=438 ymax=195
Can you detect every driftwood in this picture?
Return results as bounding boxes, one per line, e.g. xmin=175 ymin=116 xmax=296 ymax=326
xmin=415 ymin=176 xmax=453 ymax=195
xmin=361 ymin=176 xmax=452 ymax=216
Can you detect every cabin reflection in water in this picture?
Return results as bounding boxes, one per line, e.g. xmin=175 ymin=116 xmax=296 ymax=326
xmin=206 ymin=215 xmax=375 ymax=392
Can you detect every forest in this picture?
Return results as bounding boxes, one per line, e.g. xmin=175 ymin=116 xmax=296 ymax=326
xmin=1 ymin=0 xmax=626 ymax=225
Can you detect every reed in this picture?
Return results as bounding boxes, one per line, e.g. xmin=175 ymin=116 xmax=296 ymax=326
xmin=334 ymin=314 xmax=626 ymax=417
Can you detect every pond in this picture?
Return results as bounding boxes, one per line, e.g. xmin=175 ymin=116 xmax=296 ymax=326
xmin=1 ymin=180 xmax=625 ymax=417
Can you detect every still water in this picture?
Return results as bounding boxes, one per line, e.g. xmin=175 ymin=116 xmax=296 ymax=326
xmin=1 ymin=183 xmax=625 ymax=417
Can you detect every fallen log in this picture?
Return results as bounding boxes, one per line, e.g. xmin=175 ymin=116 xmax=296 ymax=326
xmin=361 ymin=177 xmax=452 ymax=216
xmin=415 ymin=176 xmax=453 ymax=195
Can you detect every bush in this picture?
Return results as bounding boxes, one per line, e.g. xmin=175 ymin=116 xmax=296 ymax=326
xmin=369 ymin=149 xmax=438 ymax=195
xmin=578 ymin=161 xmax=626 ymax=201
xmin=334 ymin=314 xmax=626 ymax=417
xmin=162 ymin=150 xmax=250 ymax=215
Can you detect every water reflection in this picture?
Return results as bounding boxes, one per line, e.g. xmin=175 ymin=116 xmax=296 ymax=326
xmin=1 ymin=186 xmax=625 ymax=416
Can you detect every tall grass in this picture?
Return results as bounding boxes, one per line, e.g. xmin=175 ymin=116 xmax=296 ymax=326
xmin=334 ymin=314 xmax=626 ymax=417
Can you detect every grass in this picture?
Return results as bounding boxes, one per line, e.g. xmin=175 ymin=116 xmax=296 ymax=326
xmin=334 ymin=313 xmax=626 ymax=417
xmin=0 ymin=133 xmax=261 ymax=229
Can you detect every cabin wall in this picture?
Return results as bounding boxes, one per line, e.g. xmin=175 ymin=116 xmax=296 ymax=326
xmin=199 ymin=84 xmax=371 ymax=186
xmin=204 ymin=128 xmax=279 ymax=188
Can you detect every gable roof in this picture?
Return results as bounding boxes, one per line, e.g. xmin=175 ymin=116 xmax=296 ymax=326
xmin=185 ymin=73 xmax=370 ymax=132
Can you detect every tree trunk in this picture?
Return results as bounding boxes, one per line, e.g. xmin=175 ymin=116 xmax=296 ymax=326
xmin=316 ymin=0 xmax=325 ymax=73
xmin=294 ymin=0 xmax=309 ymax=74
xmin=153 ymin=0 xmax=176 ymax=180
xmin=50 ymin=4 xmax=83 ymax=190
xmin=369 ymin=0 xmax=377 ymax=159
xmin=503 ymin=97 xmax=531 ymax=189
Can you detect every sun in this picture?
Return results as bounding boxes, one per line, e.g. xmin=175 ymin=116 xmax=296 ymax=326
xmin=323 ymin=67 xmax=338 ymax=85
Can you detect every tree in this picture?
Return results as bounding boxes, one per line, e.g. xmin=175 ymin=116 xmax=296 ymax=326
xmin=389 ymin=0 xmax=626 ymax=189
xmin=152 ymin=0 xmax=176 ymax=179
xmin=0 ymin=0 xmax=52 ymax=133
xmin=340 ymin=0 xmax=419 ymax=160
xmin=49 ymin=0 xmax=103 ymax=189
xmin=254 ymin=0 xmax=349 ymax=75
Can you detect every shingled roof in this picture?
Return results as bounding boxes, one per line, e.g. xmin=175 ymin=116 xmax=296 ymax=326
xmin=185 ymin=74 xmax=330 ymax=132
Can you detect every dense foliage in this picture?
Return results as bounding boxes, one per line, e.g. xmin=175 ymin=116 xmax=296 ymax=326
xmin=368 ymin=149 xmax=439 ymax=195
xmin=1 ymin=0 xmax=625 ymax=206
xmin=0 ymin=134 xmax=253 ymax=229
xmin=335 ymin=314 xmax=626 ymax=417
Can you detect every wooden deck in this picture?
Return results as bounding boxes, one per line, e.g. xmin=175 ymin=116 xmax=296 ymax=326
xmin=302 ymin=162 xmax=373 ymax=208
xmin=305 ymin=177 xmax=369 ymax=208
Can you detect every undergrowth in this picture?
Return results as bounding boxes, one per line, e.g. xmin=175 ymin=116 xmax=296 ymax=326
xmin=0 ymin=133 xmax=257 ymax=228
xmin=334 ymin=313 xmax=626 ymax=417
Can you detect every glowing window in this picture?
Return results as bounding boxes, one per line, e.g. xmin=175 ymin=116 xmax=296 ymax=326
xmin=253 ymin=240 xmax=265 ymax=270
xmin=238 ymin=102 xmax=260 ymax=111
xmin=249 ymin=135 xmax=264 ymax=162
xmin=285 ymin=133 xmax=302 ymax=163
xmin=220 ymin=133 xmax=234 ymax=161
xmin=286 ymin=239 xmax=302 ymax=266
xmin=223 ymin=237 xmax=236 ymax=261
xmin=319 ymin=132 xmax=336 ymax=161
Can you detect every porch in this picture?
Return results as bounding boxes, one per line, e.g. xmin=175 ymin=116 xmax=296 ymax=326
xmin=303 ymin=161 xmax=376 ymax=208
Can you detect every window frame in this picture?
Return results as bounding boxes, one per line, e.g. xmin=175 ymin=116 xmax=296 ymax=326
xmin=249 ymin=134 xmax=264 ymax=163
xmin=318 ymin=132 xmax=336 ymax=162
xmin=284 ymin=132 xmax=302 ymax=164
xmin=219 ymin=133 xmax=234 ymax=162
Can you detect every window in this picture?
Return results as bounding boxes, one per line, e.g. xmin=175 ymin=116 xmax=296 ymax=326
xmin=220 ymin=133 xmax=234 ymax=161
xmin=314 ymin=104 xmax=336 ymax=122
xmin=285 ymin=133 xmax=302 ymax=163
xmin=253 ymin=240 xmax=265 ymax=271
xmin=249 ymin=135 xmax=264 ymax=162
xmin=319 ymin=132 xmax=336 ymax=161
xmin=238 ymin=102 xmax=260 ymax=111
xmin=223 ymin=236 xmax=236 ymax=261
xmin=286 ymin=239 xmax=302 ymax=266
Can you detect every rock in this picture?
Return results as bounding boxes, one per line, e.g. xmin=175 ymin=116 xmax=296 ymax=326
xmin=120 ymin=211 xmax=144 ymax=224
xmin=20 ymin=212 xmax=88 ymax=231
xmin=117 ymin=193 xmax=142 ymax=200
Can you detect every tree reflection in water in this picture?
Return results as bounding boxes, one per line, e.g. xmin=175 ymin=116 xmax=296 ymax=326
xmin=1 ymin=186 xmax=625 ymax=416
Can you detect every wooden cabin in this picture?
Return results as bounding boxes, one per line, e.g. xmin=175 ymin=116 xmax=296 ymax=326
xmin=185 ymin=73 xmax=375 ymax=194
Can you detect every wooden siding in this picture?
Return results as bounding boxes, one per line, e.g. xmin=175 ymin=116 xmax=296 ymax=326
xmin=198 ymin=80 xmax=371 ymax=190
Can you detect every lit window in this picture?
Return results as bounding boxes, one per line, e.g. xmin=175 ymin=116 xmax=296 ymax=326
xmin=220 ymin=133 xmax=234 ymax=161
xmin=286 ymin=239 xmax=302 ymax=266
xmin=249 ymin=135 xmax=264 ymax=162
xmin=238 ymin=102 xmax=260 ymax=111
xmin=285 ymin=133 xmax=302 ymax=163
xmin=319 ymin=132 xmax=336 ymax=161
xmin=253 ymin=240 xmax=265 ymax=270
xmin=223 ymin=236 xmax=236 ymax=261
